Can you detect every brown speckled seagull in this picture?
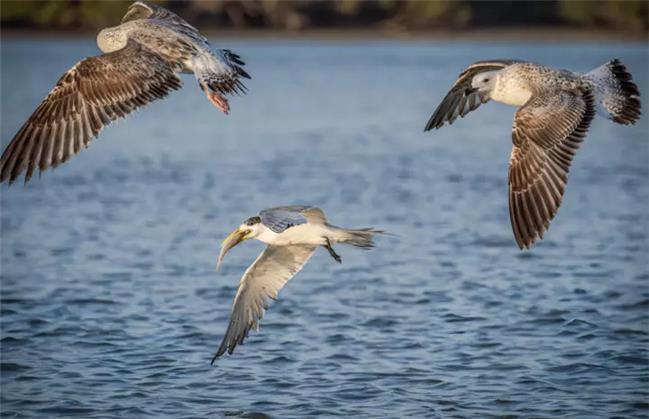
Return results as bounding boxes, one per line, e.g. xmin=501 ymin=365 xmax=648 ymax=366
xmin=0 ymin=1 xmax=250 ymax=185
xmin=425 ymin=59 xmax=641 ymax=249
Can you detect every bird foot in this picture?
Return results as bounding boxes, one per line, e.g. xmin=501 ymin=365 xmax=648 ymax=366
xmin=204 ymin=86 xmax=230 ymax=114
xmin=324 ymin=237 xmax=342 ymax=263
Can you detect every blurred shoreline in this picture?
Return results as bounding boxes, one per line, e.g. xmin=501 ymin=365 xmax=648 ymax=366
xmin=2 ymin=27 xmax=647 ymax=43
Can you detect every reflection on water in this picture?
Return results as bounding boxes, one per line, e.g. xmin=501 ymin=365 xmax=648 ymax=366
xmin=1 ymin=38 xmax=648 ymax=418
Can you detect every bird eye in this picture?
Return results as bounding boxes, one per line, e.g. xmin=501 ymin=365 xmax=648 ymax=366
xmin=484 ymin=78 xmax=490 ymax=82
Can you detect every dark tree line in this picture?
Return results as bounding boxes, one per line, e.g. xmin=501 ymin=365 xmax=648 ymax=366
xmin=2 ymin=1 xmax=647 ymax=34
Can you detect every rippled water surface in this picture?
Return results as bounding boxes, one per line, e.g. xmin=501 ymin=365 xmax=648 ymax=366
xmin=1 ymin=38 xmax=648 ymax=418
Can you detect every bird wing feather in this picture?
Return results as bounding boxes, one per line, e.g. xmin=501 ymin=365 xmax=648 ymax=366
xmin=259 ymin=206 xmax=328 ymax=232
xmin=425 ymin=59 xmax=520 ymax=130
xmin=198 ymin=49 xmax=250 ymax=97
xmin=300 ymin=207 xmax=327 ymax=225
xmin=212 ymin=244 xmax=316 ymax=362
xmin=508 ymin=88 xmax=595 ymax=249
xmin=123 ymin=2 xmax=250 ymax=97
xmin=0 ymin=39 xmax=182 ymax=184
xmin=259 ymin=206 xmax=311 ymax=233
xmin=122 ymin=1 xmax=191 ymax=26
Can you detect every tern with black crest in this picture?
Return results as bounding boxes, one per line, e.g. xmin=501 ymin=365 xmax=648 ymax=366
xmin=212 ymin=205 xmax=383 ymax=363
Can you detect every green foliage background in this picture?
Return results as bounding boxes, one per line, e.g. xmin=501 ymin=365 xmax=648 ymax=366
xmin=1 ymin=1 xmax=647 ymax=34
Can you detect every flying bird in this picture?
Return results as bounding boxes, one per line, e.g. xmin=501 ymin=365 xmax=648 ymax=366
xmin=425 ymin=59 xmax=641 ymax=249
xmin=212 ymin=206 xmax=383 ymax=363
xmin=0 ymin=1 xmax=250 ymax=184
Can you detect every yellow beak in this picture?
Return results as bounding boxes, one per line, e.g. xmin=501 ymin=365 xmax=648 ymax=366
xmin=216 ymin=227 xmax=248 ymax=271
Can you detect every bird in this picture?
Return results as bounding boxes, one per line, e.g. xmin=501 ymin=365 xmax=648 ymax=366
xmin=424 ymin=59 xmax=641 ymax=249
xmin=0 ymin=1 xmax=250 ymax=185
xmin=211 ymin=205 xmax=383 ymax=363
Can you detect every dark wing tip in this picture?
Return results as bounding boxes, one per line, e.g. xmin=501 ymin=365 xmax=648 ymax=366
xmin=424 ymin=100 xmax=449 ymax=131
xmin=221 ymin=49 xmax=250 ymax=79
xmin=424 ymin=113 xmax=443 ymax=131
xmin=238 ymin=68 xmax=251 ymax=80
xmin=424 ymin=89 xmax=475 ymax=132
xmin=0 ymin=163 xmax=11 ymax=185
xmin=510 ymin=195 xmax=542 ymax=251
xmin=211 ymin=341 xmax=229 ymax=364
xmin=0 ymin=134 xmax=29 ymax=186
xmin=211 ymin=317 xmax=251 ymax=363
xmin=515 ymin=235 xmax=535 ymax=250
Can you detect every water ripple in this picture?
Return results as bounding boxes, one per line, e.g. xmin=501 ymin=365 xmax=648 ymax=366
xmin=1 ymin=39 xmax=648 ymax=418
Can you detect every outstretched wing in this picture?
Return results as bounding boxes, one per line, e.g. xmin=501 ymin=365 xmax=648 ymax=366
xmin=424 ymin=59 xmax=519 ymax=130
xmin=508 ymin=88 xmax=595 ymax=249
xmin=212 ymin=245 xmax=316 ymax=362
xmin=0 ymin=39 xmax=182 ymax=184
xmin=259 ymin=206 xmax=321 ymax=233
xmin=123 ymin=2 xmax=250 ymax=97
xmin=122 ymin=1 xmax=191 ymax=26
xmin=122 ymin=1 xmax=214 ymax=49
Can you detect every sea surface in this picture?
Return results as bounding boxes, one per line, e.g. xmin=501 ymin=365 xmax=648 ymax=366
xmin=1 ymin=38 xmax=648 ymax=419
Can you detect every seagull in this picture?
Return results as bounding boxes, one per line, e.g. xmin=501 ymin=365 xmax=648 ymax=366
xmin=211 ymin=205 xmax=383 ymax=363
xmin=424 ymin=59 xmax=641 ymax=249
xmin=0 ymin=1 xmax=250 ymax=184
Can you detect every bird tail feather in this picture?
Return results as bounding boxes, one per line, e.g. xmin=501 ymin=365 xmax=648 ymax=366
xmin=584 ymin=59 xmax=641 ymax=125
xmin=331 ymin=227 xmax=385 ymax=249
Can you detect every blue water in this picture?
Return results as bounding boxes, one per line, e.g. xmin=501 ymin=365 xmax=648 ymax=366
xmin=1 ymin=38 xmax=648 ymax=418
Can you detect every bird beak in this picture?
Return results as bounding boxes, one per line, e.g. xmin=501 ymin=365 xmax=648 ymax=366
xmin=216 ymin=227 xmax=249 ymax=271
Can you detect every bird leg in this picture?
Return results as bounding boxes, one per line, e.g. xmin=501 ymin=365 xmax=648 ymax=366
xmin=323 ymin=237 xmax=342 ymax=263
xmin=201 ymin=82 xmax=230 ymax=114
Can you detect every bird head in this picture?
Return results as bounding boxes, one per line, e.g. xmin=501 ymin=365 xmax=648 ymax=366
xmin=469 ymin=71 xmax=498 ymax=96
xmin=216 ymin=216 xmax=263 ymax=271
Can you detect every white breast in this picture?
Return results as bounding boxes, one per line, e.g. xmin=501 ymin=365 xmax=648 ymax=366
xmin=258 ymin=224 xmax=330 ymax=246
xmin=491 ymin=74 xmax=533 ymax=107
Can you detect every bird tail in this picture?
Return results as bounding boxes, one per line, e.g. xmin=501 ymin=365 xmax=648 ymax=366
xmin=583 ymin=59 xmax=641 ymax=125
xmin=331 ymin=227 xmax=385 ymax=249
xmin=193 ymin=53 xmax=248 ymax=97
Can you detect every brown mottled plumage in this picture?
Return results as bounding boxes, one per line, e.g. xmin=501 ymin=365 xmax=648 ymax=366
xmin=425 ymin=59 xmax=641 ymax=249
xmin=1 ymin=40 xmax=181 ymax=183
xmin=1 ymin=1 xmax=249 ymax=185
xmin=508 ymin=89 xmax=595 ymax=249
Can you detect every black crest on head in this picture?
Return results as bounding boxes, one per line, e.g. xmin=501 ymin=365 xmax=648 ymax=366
xmin=244 ymin=216 xmax=261 ymax=226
